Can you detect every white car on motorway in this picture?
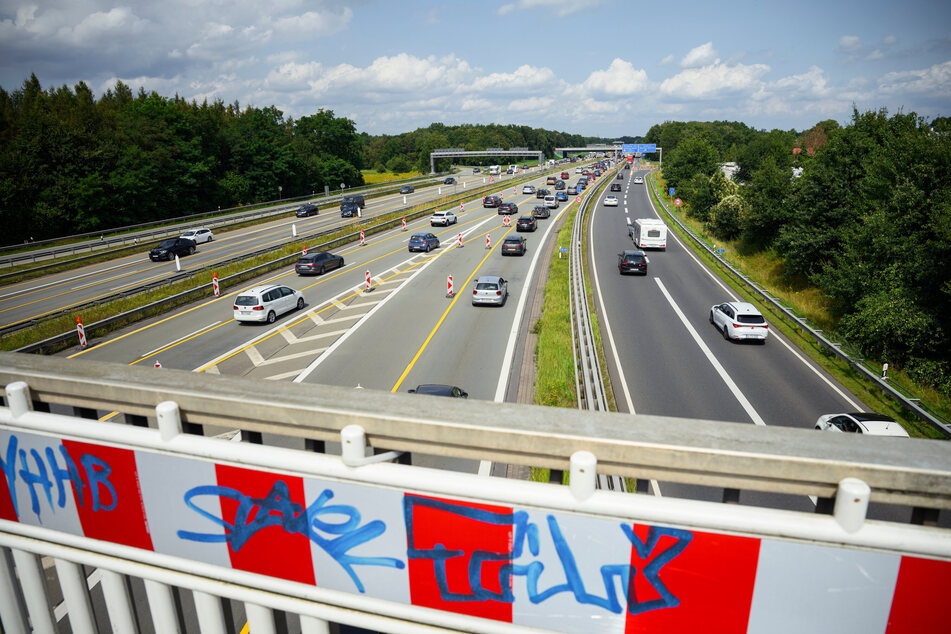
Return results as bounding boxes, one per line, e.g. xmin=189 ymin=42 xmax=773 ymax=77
xmin=180 ymin=227 xmax=214 ymax=243
xmin=815 ymin=412 xmax=909 ymax=437
xmin=633 ymin=176 xmax=644 ymax=184
xmin=472 ymin=275 xmax=508 ymax=306
xmin=430 ymin=210 xmax=457 ymax=226
xmin=522 ymin=185 xmax=536 ymax=194
xmin=709 ymin=301 xmax=769 ymax=343
xmin=234 ymin=284 xmax=304 ymax=324
xmin=604 ymin=195 xmax=619 ymax=207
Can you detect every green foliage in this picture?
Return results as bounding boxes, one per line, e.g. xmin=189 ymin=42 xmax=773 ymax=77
xmin=741 ymin=156 xmax=794 ymax=248
xmin=386 ymin=156 xmax=410 ymax=174
xmin=663 ymin=135 xmax=719 ymax=192
xmin=707 ymin=194 xmax=748 ymax=240
xmin=0 ymin=76 xmax=364 ymax=244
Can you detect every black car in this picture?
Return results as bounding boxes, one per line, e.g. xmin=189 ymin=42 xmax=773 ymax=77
xmin=296 ymin=204 xmax=319 ymax=218
xmin=295 ymin=251 xmax=344 ymax=275
xmin=617 ymin=173 xmax=623 ymax=179
xmin=473 ymin=167 xmax=481 ymax=173
xmin=408 ymin=384 xmax=468 ymax=398
xmin=483 ymin=195 xmax=502 ymax=208
xmin=408 ymin=232 xmax=440 ymax=252
xmin=516 ymin=216 xmax=537 ymax=232
xmin=399 ymin=185 xmax=415 ymax=194
xmin=618 ymin=250 xmax=648 ymax=275
xmin=610 ymin=183 xmax=622 ymax=192
xmin=532 ymin=205 xmax=551 ymax=219
xmin=149 ymin=238 xmax=196 ymax=261
xmin=501 ymin=235 xmax=527 ymax=256
xmin=444 ymin=177 xmax=456 ymax=184
xmin=625 ymin=163 xmax=631 ymax=169
xmin=341 ymin=194 xmax=365 ymax=209
xmin=535 ymin=188 xmax=550 ymax=199
xmin=498 ymin=202 xmax=519 ymax=215
xmin=340 ymin=202 xmax=359 ymax=217
xmin=554 ymin=180 xmax=565 ymax=190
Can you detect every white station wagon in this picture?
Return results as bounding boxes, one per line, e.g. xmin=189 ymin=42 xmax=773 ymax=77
xmin=234 ymin=284 xmax=304 ymax=324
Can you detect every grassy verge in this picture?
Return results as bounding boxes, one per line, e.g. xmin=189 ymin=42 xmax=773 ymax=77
xmin=361 ymin=171 xmax=424 ymax=184
xmin=645 ymin=173 xmax=948 ymax=438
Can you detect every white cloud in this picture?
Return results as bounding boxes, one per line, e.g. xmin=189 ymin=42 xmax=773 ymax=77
xmin=772 ymin=65 xmax=830 ymax=96
xmin=496 ymin=0 xmax=608 ymax=17
xmin=273 ymin=8 xmax=352 ymax=37
xmin=838 ymin=35 xmax=861 ymax=52
xmin=579 ymin=58 xmax=648 ymax=97
xmin=659 ymin=54 xmax=674 ymax=65
xmin=660 ymin=60 xmax=770 ymax=99
xmin=867 ymin=50 xmax=884 ymax=61
xmin=878 ymin=59 xmax=951 ymax=97
xmin=884 ymin=35 xmax=897 ymax=46
xmin=470 ymin=65 xmax=559 ymax=93
xmin=681 ymin=42 xmax=717 ymax=68
xmin=508 ymin=96 xmax=555 ymax=111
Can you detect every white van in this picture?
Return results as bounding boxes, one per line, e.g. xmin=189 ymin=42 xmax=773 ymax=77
xmin=544 ymin=195 xmax=559 ymax=209
xmin=488 ymin=165 xmax=501 ymax=175
xmin=629 ymin=218 xmax=667 ymax=249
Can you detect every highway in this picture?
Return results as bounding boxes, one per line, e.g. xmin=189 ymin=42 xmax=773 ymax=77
xmin=0 ymin=169 xmax=529 ymax=331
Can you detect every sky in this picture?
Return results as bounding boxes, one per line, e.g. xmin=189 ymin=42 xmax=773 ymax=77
xmin=1 ymin=0 xmax=950 ymax=138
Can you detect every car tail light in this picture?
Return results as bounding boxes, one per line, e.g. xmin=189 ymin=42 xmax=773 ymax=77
xmin=496 ymin=291 xmax=502 ymax=296
xmin=233 ymin=305 xmax=239 ymax=310
xmin=252 ymin=305 xmax=264 ymax=310
xmin=473 ymin=290 xmax=478 ymax=295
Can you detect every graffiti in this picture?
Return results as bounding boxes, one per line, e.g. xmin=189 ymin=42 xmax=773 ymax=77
xmin=0 ymin=434 xmax=116 ymax=520
xmin=404 ymin=497 xmax=692 ymax=615
xmin=178 ymin=481 xmax=405 ymax=592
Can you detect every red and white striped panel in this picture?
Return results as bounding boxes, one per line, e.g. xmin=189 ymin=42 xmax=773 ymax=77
xmin=0 ymin=431 xmax=948 ymax=633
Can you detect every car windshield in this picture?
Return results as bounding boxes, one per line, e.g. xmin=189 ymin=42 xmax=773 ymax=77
xmin=410 ymin=234 xmax=426 ymax=240
xmin=157 ymin=239 xmax=176 ymax=248
xmin=415 ymin=385 xmax=452 ymax=395
xmin=504 ymin=238 xmax=521 ymax=244
xmin=234 ymin=295 xmax=259 ymax=306
xmin=624 ymin=255 xmax=644 ymax=263
xmin=476 ymin=282 xmax=499 ymax=290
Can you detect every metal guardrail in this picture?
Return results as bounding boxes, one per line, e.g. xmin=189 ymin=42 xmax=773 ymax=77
xmin=646 ymin=173 xmax=951 ymax=437
xmin=0 ymin=172 xmax=453 ymax=270
xmin=8 ymin=167 xmax=567 ymax=351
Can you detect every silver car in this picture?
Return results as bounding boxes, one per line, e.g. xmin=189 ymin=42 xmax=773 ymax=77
xmin=472 ymin=275 xmax=508 ymax=306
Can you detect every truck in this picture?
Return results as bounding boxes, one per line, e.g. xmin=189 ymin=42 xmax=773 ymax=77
xmin=629 ymin=218 xmax=667 ymax=250
xmin=488 ymin=165 xmax=501 ymax=175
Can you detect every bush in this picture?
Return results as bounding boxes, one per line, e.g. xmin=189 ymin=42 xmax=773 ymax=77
xmin=707 ymin=194 xmax=748 ymax=240
xmin=386 ymin=156 xmax=410 ymax=174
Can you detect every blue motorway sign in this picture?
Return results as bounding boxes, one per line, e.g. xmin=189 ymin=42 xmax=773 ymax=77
xmin=622 ymin=143 xmax=657 ymax=154
xmin=669 ymin=188 xmax=675 ymax=196
xmin=717 ymin=248 xmax=726 ymax=253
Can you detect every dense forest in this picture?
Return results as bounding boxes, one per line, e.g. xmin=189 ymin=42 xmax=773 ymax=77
xmin=0 ymin=75 xmax=365 ymax=243
xmin=0 ymin=76 xmax=606 ymax=244
xmin=645 ymin=112 xmax=951 ymax=394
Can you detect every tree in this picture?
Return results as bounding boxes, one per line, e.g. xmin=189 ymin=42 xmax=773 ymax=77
xmin=663 ymin=135 xmax=719 ymax=193
xmin=741 ymin=156 xmax=794 ymax=249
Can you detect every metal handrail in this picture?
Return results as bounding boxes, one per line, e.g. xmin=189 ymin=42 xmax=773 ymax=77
xmin=646 ymin=173 xmax=951 ymax=437
xmin=1 ymin=351 xmax=949 ymax=511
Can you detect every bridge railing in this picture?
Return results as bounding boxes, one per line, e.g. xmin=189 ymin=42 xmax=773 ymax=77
xmin=0 ymin=352 xmax=949 ymax=633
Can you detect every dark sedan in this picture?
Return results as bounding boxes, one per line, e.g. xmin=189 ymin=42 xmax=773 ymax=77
xmin=610 ymin=183 xmax=622 ymax=192
xmin=444 ymin=177 xmax=456 ymax=185
xmin=295 ymin=251 xmax=344 ymax=275
xmin=295 ymin=204 xmax=319 ymax=218
xmin=532 ymin=205 xmax=550 ymax=219
xmin=498 ymin=202 xmax=519 ymax=215
xmin=483 ymin=195 xmax=502 ymax=208
xmin=501 ymin=235 xmax=527 ymax=256
xmin=407 ymin=384 xmax=468 ymax=398
xmin=400 ymin=185 xmax=415 ymax=194
xmin=408 ymin=232 xmax=440 ymax=252
xmin=617 ymin=250 xmax=648 ymax=275
xmin=516 ymin=216 xmax=537 ymax=232
xmin=149 ymin=238 xmax=196 ymax=261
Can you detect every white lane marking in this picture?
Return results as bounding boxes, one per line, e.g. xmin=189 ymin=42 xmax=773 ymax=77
xmin=245 ymin=346 xmax=266 ymax=366
xmin=478 ymin=460 xmax=491 ymax=476
xmin=0 ymin=260 xmax=147 ymax=299
xmin=642 ymin=182 xmax=859 ymax=410
xmin=654 ymin=278 xmax=765 ymax=425
xmin=493 ymin=200 xmax=576 ymax=403
xmin=141 ymin=322 xmax=221 ymax=357
xmin=588 ymin=202 xmax=636 ymax=415
xmin=294 ymin=214 xmax=499 ymax=383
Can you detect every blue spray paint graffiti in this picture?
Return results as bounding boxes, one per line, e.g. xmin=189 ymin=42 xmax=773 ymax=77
xmin=177 ymin=481 xmax=405 ymax=592
xmin=404 ymin=497 xmax=692 ymax=615
xmin=0 ymin=434 xmax=116 ymax=521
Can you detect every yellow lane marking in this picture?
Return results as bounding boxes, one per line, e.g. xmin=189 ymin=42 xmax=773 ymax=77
xmin=391 ymin=227 xmax=513 ymax=393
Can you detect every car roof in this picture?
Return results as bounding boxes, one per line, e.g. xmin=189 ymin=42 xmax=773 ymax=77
xmin=242 ymin=284 xmax=281 ymax=295
xmin=413 ymin=384 xmax=458 ymax=395
xmin=503 ymin=235 xmax=523 ymax=241
xmin=621 ymin=250 xmax=646 ymax=256
xmin=725 ymin=302 xmax=761 ymax=314
xmin=476 ymin=275 xmax=502 ymax=283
